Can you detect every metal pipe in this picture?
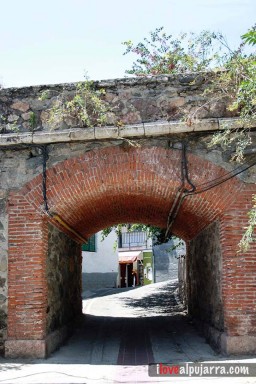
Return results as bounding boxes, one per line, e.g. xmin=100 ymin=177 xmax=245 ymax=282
xmin=48 ymin=212 xmax=88 ymax=244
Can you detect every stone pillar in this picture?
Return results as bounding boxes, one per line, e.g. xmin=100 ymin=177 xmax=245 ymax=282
xmin=220 ymin=188 xmax=256 ymax=354
xmin=187 ymin=221 xmax=224 ymax=351
xmin=5 ymin=192 xmax=48 ymax=358
xmin=0 ymin=191 xmax=8 ymax=354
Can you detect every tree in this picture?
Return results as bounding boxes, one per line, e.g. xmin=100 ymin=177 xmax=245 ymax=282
xmin=101 ymin=223 xmax=173 ymax=245
xmin=123 ymin=26 xmax=256 ymax=133
xmin=123 ymin=28 xmax=223 ymax=76
xmin=122 ymin=26 xmax=256 ymax=250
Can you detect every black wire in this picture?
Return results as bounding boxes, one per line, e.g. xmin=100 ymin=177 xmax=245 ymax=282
xmin=182 ymin=141 xmax=196 ymax=193
xmin=165 ymin=142 xmax=195 ymax=238
xmin=41 ymin=145 xmax=49 ymax=212
xmin=192 ymin=156 xmax=256 ymax=190
xmin=187 ymin=157 xmax=256 ymax=195
xmin=1 ymin=137 xmax=255 ymax=202
xmin=165 ymin=146 xmax=256 ymax=238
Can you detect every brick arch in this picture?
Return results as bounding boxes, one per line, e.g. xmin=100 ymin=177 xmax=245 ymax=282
xmin=6 ymin=145 xmax=256 ymax=358
xmin=20 ymin=145 xmax=242 ymax=240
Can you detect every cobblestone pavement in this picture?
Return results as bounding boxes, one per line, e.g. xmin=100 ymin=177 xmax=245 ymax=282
xmin=0 ymin=280 xmax=255 ymax=383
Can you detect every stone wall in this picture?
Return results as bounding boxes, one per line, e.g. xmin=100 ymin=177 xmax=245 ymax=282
xmin=0 ymin=74 xmax=236 ymax=135
xmin=0 ymin=75 xmax=255 ymax=356
xmin=187 ymin=221 xmax=224 ymax=347
xmin=82 ymin=272 xmax=118 ymax=292
xmin=47 ymin=223 xmax=82 ymax=334
xmin=0 ymin=138 xmax=247 ymax=354
xmin=178 ymin=256 xmax=187 ymax=306
xmin=153 ymin=240 xmax=179 ymax=282
xmin=0 ymin=190 xmax=7 ymax=354
xmin=0 ymin=234 xmax=7 ymax=353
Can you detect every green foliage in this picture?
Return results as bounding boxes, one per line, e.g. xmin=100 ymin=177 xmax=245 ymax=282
xmin=129 ymin=223 xmax=169 ymax=245
xmin=0 ymin=114 xmax=19 ymax=133
xmin=209 ymin=127 xmax=252 ymax=163
xmin=6 ymin=123 xmax=20 ymax=132
xmin=206 ymin=29 xmax=256 ymax=163
xmin=242 ymin=25 xmax=256 ymax=46
xmin=239 ymin=195 xmax=256 ymax=252
xmin=122 ymin=27 xmax=223 ymax=76
xmin=46 ymin=78 xmax=110 ymax=128
xmin=123 ymin=26 xmax=256 ymax=162
xmin=29 ymin=112 xmax=37 ymax=130
xmin=38 ymin=90 xmax=50 ymax=101
xmin=123 ymin=26 xmax=256 ymax=250
xmin=101 ymin=223 xmax=174 ymax=245
xmin=101 ymin=224 xmax=123 ymax=240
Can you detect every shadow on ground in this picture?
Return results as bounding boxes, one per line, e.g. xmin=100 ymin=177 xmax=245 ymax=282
xmin=122 ymin=280 xmax=184 ymax=315
xmin=82 ymin=286 xmax=135 ymax=300
xmin=2 ymin=280 xmax=253 ymax=369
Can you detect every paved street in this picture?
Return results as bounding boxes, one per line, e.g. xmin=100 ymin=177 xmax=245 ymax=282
xmin=0 ymin=280 xmax=255 ymax=383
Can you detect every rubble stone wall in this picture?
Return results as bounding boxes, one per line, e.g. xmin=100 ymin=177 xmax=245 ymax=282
xmin=187 ymin=221 xmax=224 ymax=345
xmin=47 ymin=223 xmax=82 ymax=334
xmin=0 ymin=74 xmax=236 ymax=135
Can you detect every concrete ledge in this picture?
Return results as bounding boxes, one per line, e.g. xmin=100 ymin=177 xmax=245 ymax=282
xmin=119 ymin=124 xmax=144 ymax=137
xmin=0 ymin=117 xmax=254 ymax=147
xmin=5 ymin=325 xmax=71 ymax=358
xmin=5 ymin=339 xmax=46 ymax=358
xmin=221 ymin=333 xmax=256 ymax=355
xmin=193 ymin=319 xmax=256 ymax=355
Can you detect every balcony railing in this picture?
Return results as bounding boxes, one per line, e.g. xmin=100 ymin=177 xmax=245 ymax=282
xmin=118 ymin=231 xmax=148 ymax=249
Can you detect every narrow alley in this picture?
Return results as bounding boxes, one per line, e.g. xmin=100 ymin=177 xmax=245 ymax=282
xmin=1 ymin=280 xmax=255 ymax=383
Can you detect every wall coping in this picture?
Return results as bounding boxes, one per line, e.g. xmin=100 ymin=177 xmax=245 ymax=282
xmin=0 ymin=118 xmax=255 ymax=147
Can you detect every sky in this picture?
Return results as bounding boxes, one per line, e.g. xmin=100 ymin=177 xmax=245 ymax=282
xmin=0 ymin=0 xmax=255 ymax=88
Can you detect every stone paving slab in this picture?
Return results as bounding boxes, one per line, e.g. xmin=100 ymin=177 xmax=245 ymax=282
xmin=0 ymin=281 xmax=255 ymax=383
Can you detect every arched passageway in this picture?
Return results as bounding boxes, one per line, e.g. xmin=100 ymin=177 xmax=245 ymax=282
xmin=6 ymin=145 xmax=256 ymax=357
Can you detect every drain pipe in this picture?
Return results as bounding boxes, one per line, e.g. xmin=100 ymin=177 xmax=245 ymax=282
xmin=41 ymin=145 xmax=88 ymax=244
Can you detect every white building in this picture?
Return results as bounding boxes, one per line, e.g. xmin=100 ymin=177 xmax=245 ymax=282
xmin=82 ymin=227 xmax=185 ymax=291
xmin=82 ymin=229 xmax=118 ymax=291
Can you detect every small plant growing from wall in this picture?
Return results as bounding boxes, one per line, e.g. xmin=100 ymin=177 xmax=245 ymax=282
xmin=29 ymin=112 xmax=37 ymax=130
xmin=38 ymin=90 xmax=50 ymax=101
xmin=44 ymin=78 xmax=113 ymax=129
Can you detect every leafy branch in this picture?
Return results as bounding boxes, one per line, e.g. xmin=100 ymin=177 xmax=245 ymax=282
xmin=101 ymin=223 xmax=174 ymax=246
xmin=123 ymin=25 xmax=256 ymax=250
xmin=239 ymin=196 xmax=256 ymax=252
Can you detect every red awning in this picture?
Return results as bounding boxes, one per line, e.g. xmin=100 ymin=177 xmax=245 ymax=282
xmin=118 ymin=251 xmax=142 ymax=264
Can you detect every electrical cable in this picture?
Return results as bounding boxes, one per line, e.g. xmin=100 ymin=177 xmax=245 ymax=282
xmin=187 ymin=156 xmax=256 ymax=195
xmin=42 ymin=145 xmax=49 ymax=212
xmin=41 ymin=144 xmax=88 ymax=244
xmin=182 ymin=141 xmax=196 ymax=193
xmin=164 ymin=145 xmax=256 ymax=238
xmin=1 ymin=138 xmax=255 ymax=242
xmin=165 ymin=141 xmax=195 ymax=239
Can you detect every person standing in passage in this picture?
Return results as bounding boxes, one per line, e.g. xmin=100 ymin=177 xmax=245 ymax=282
xmin=132 ymin=270 xmax=137 ymax=287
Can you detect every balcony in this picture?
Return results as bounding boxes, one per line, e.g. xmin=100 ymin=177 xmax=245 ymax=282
xmin=118 ymin=231 xmax=151 ymax=250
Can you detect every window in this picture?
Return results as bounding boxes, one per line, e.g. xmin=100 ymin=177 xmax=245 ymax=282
xmin=119 ymin=231 xmax=147 ymax=248
xmin=82 ymin=234 xmax=96 ymax=252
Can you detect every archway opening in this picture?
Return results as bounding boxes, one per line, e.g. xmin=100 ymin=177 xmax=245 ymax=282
xmin=6 ymin=145 xmax=254 ymax=358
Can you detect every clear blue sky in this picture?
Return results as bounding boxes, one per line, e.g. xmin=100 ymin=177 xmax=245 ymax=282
xmin=0 ymin=0 xmax=255 ymax=88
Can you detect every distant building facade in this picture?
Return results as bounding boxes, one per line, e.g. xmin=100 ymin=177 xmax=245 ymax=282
xmin=82 ymin=227 xmax=185 ymax=291
xmin=82 ymin=230 xmax=118 ymax=291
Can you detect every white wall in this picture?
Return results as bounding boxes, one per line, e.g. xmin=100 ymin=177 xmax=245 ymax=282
xmin=82 ymin=230 xmax=118 ymax=273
